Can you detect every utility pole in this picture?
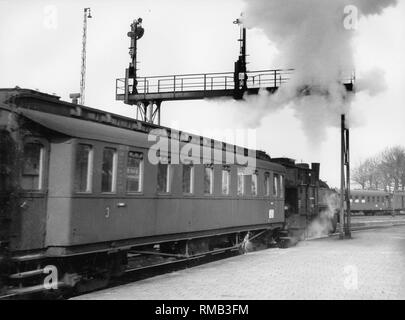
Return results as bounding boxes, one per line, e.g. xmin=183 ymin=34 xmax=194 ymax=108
xmin=79 ymin=8 xmax=92 ymax=106
xmin=345 ymin=121 xmax=351 ymax=237
xmin=340 ymin=114 xmax=352 ymax=239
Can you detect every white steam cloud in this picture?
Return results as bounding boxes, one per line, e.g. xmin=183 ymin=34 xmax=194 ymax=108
xmin=306 ymin=192 xmax=339 ymax=239
xmin=355 ymin=67 xmax=388 ymax=97
xmin=232 ymin=0 xmax=398 ymax=143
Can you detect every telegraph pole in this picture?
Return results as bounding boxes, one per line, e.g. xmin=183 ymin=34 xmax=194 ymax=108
xmin=340 ymin=114 xmax=352 ymax=239
xmin=345 ymin=118 xmax=352 ymax=238
xmin=340 ymin=115 xmax=345 ymax=239
xmin=79 ymin=8 xmax=92 ymax=106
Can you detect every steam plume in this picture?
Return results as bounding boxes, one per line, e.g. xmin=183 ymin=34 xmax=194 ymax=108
xmin=306 ymin=192 xmax=339 ymax=239
xmin=236 ymin=0 xmax=397 ymax=142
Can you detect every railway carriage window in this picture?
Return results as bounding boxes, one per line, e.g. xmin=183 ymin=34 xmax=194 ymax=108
xmin=264 ymin=172 xmax=271 ymax=196
xmin=157 ymin=163 xmax=171 ymax=193
xmin=354 ymin=196 xmax=359 ymax=203
xmin=237 ymin=167 xmax=245 ymax=195
xmin=182 ymin=164 xmax=194 ymax=194
xmin=251 ymin=170 xmax=258 ymax=196
xmin=204 ymin=164 xmax=214 ymax=195
xmin=222 ymin=166 xmax=230 ymax=195
xmin=372 ymin=196 xmax=375 ymax=202
xmin=273 ymin=174 xmax=279 ymax=197
xmin=21 ymin=142 xmax=44 ymax=190
xmin=74 ymin=144 xmax=93 ymax=192
xmin=367 ymin=196 xmax=370 ymax=203
xmin=376 ymin=196 xmax=380 ymax=202
xmin=280 ymin=175 xmax=284 ymax=198
xmin=101 ymin=148 xmax=117 ymax=193
xmin=126 ymin=151 xmax=143 ymax=193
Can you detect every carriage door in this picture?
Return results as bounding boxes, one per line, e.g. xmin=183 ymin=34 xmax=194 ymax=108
xmin=12 ymin=138 xmax=49 ymax=250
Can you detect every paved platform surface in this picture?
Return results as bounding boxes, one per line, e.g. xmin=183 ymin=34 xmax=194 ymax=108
xmin=75 ymin=225 xmax=405 ymax=300
xmin=351 ymin=215 xmax=405 ymax=224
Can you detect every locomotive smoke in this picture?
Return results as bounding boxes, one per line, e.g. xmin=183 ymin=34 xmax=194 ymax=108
xmin=235 ymin=0 xmax=398 ymax=143
xmin=306 ymin=194 xmax=339 ymax=239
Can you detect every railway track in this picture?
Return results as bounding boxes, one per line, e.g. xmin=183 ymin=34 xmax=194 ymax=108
xmin=0 ymin=246 xmax=242 ymax=300
xmin=2 ymin=218 xmax=404 ymax=300
xmin=115 ymin=248 xmax=240 ymax=287
xmin=307 ymin=217 xmax=405 ymax=240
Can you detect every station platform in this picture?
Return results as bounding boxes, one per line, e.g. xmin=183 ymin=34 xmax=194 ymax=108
xmin=75 ymin=221 xmax=405 ymax=300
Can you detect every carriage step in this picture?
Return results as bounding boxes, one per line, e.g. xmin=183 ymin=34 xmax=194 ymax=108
xmin=8 ymin=281 xmax=65 ymax=295
xmin=11 ymin=253 xmax=45 ymax=262
xmin=9 ymin=269 xmax=45 ymax=279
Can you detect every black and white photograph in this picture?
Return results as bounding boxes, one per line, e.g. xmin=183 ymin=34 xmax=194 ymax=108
xmin=0 ymin=0 xmax=404 ymax=305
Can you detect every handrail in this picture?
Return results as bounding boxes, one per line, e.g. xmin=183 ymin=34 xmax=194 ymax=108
xmin=116 ymin=69 xmax=354 ymax=97
xmin=120 ymin=68 xmax=294 ymax=79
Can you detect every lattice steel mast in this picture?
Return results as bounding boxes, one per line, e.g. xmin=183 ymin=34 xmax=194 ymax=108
xmin=79 ymin=8 xmax=92 ymax=106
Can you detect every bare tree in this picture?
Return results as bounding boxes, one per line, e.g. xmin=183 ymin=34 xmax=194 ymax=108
xmin=352 ymin=160 xmax=368 ymax=189
xmin=361 ymin=157 xmax=376 ymax=189
xmin=351 ymin=146 xmax=405 ymax=191
xmin=380 ymin=146 xmax=405 ymax=191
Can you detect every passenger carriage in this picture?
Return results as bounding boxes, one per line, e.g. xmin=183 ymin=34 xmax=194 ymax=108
xmin=350 ymin=190 xmax=392 ymax=216
xmin=0 ymin=88 xmax=287 ymax=294
xmin=392 ymin=191 xmax=405 ymax=214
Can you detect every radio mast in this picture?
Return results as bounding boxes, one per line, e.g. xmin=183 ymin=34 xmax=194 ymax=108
xmin=79 ymin=8 xmax=92 ymax=105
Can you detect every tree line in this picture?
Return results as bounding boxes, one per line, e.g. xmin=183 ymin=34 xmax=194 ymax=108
xmin=352 ymin=146 xmax=405 ymax=192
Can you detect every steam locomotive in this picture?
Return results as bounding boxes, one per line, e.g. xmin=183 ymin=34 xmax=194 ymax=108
xmin=271 ymin=158 xmax=339 ymax=237
xmin=0 ymin=88 xmax=335 ymax=296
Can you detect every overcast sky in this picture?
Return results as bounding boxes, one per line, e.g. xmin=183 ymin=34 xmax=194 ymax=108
xmin=0 ymin=0 xmax=404 ymax=188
